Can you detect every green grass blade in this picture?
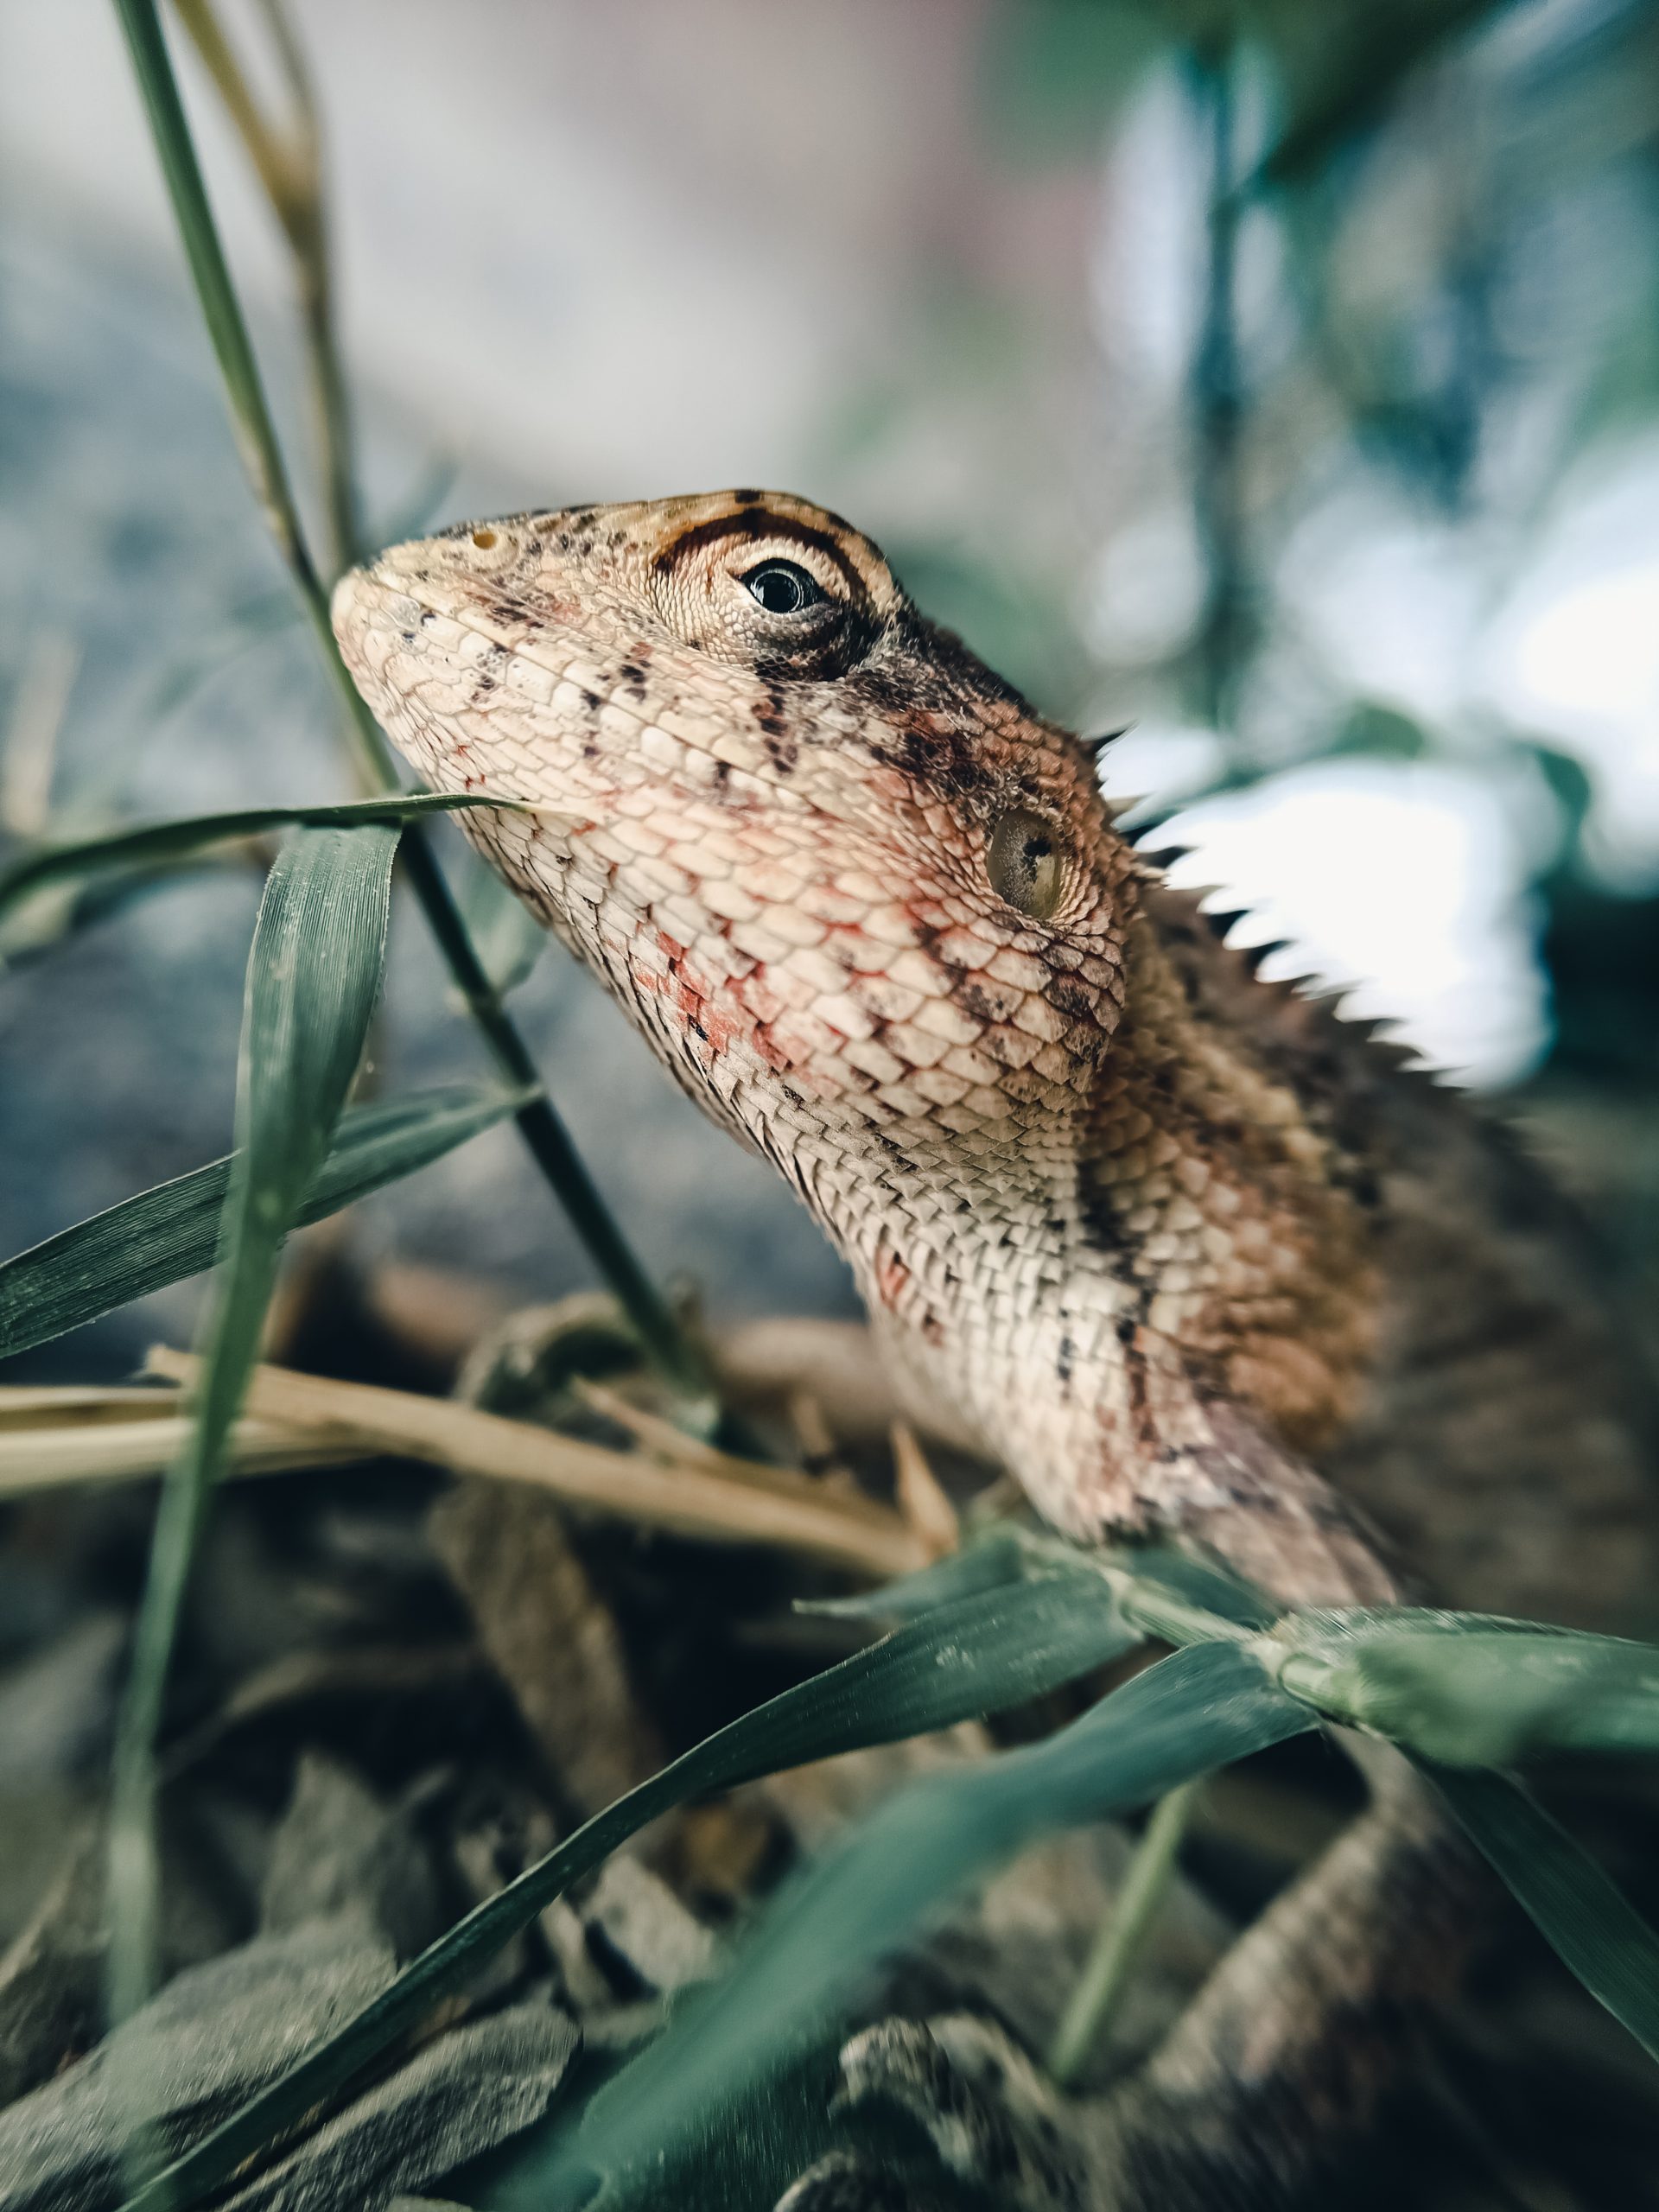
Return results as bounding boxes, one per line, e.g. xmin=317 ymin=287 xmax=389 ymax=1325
xmin=111 ymin=0 xmax=317 ymax=578
xmin=105 ymin=824 xmax=398 ymax=2030
xmin=0 ymin=1083 xmax=531 ymax=1362
xmin=111 ymin=1572 xmax=1140 ymax=2212
xmin=1427 ymin=1764 xmax=1659 ymax=2064
xmin=458 ymin=860 xmax=550 ymax=995
xmin=559 ymin=1643 xmax=1312 ymax=2200
xmin=1109 ymin=1543 xmax=1280 ymax=1630
xmin=1279 ymin=1611 xmax=1659 ymax=1764
xmin=0 ymin=791 xmax=516 ymax=932
xmin=804 ymin=1534 xmax=1279 ymax=1635
xmin=797 ymin=1529 xmax=1035 ymax=1621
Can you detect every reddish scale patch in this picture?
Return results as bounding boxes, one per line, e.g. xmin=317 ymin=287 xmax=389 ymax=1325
xmin=870 ymin=1242 xmax=944 ymax=1346
xmin=640 ymin=923 xmax=779 ymax=1071
xmin=730 ymin=966 xmax=786 ymax=1028
xmin=749 ymin=1024 xmax=794 ymax=1074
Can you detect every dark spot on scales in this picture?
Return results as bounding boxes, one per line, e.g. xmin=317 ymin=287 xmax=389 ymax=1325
xmin=868 ymin=721 xmax=991 ymax=796
xmin=480 ymin=591 xmax=533 ymax=630
xmin=581 ymin=690 xmax=601 ymax=714
xmin=753 ymin=684 xmax=790 ymax=739
xmin=1046 ymin=976 xmax=1095 ymax=1022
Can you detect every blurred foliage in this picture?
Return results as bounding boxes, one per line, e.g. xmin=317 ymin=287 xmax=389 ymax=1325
xmin=962 ymin=0 xmax=1659 ymax=1087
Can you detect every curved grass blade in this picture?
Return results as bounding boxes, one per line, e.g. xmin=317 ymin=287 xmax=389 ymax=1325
xmin=106 ymin=824 xmax=398 ymax=2031
xmin=798 ymin=1529 xmax=1035 ymax=1622
xmin=1427 ymin=1763 xmax=1659 ymax=2064
xmin=803 ymin=1533 xmax=1278 ymax=1635
xmin=559 ymin=1643 xmax=1312 ymax=2201
xmin=0 ymin=849 xmax=247 ymax=969
xmin=459 ymin=858 xmax=550 ymax=995
xmin=112 ymin=1572 xmax=1140 ymax=2212
xmin=0 ymin=1083 xmax=532 ymax=1362
xmin=0 ymin=790 xmax=515 ymax=931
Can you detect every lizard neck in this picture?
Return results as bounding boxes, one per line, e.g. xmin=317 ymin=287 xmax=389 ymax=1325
xmin=774 ymin=879 xmax=1380 ymax=1532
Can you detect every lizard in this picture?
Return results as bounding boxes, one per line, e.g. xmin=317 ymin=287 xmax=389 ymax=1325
xmin=331 ymin=489 xmax=1659 ymax=2207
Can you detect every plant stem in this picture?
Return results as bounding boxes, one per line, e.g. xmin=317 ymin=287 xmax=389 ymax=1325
xmin=1188 ymin=38 xmax=1248 ymax=736
xmin=173 ymin=0 xmax=359 ymax=573
xmin=1047 ymin=1779 xmax=1200 ymax=2087
xmin=112 ymin=0 xmax=710 ymax=1402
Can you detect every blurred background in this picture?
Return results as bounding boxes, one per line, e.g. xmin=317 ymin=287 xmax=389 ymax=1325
xmin=3 ymin=0 xmax=1658 ymax=1373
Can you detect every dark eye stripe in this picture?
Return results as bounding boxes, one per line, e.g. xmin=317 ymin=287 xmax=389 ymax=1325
xmin=652 ymin=509 xmax=866 ymax=601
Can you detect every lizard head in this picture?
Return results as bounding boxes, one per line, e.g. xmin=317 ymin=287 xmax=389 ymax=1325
xmin=332 ymin=491 xmax=1134 ymax=1147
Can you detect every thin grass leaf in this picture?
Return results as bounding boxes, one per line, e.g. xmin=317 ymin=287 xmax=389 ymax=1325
xmin=797 ymin=1528 xmax=1035 ymax=1621
xmin=173 ymin=0 xmax=361 ymax=574
xmin=111 ymin=1572 xmax=1140 ymax=2212
xmin=105 ymin=824 xmax=398 ymax=2031
xmin=805 ymin=1534 xmax=1279 ymax=1637
xmin=1427 ymin=1764 xmax=1659 ymax=2065
xmin=0 ymin=790 xmax=515 ymax=931
xmin=0 ymin=850 xmax=251 ymax=968
xmin=0 ymin=1082 xmax=531 ymax=1362
xmin=113 ymin=0 xmax=317 ymax=576
xmin=559 ymin=1643 xmax=1313 ymax=2201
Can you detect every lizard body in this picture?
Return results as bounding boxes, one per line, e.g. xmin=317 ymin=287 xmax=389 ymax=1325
xmin=333 ymin=491 xmax=1659 ymax=2204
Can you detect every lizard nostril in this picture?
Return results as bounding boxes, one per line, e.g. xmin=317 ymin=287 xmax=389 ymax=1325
xmin=470 ymin=528 xmax=499 ymax=550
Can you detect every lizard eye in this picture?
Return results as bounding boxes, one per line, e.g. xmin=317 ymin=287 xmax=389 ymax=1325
xmin=986 ymin=809 xmax=1068 ymax=920
xmin=743 ymin=559 xmax=825 ymax=616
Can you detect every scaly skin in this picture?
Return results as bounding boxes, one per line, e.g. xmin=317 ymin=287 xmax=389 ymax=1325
xmin=333 ymin=491 xmax=1659 ymax=2204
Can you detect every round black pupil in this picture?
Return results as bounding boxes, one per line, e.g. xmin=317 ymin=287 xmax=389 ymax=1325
xmin=751 ymin=563 xmax=810 ymax=613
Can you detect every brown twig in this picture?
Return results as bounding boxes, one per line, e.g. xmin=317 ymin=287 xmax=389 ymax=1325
xmin=146 ymin=1346 xmax=927 ymax=1580
xmin=891 ymin=1419 xmax=960 ymax=1560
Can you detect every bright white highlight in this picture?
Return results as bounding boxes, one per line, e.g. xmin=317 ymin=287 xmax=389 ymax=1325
xmin=1154 ymin=763 xmax=1548 ymax=1088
